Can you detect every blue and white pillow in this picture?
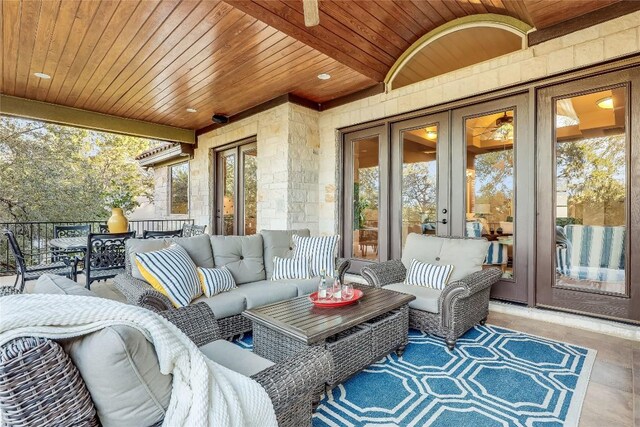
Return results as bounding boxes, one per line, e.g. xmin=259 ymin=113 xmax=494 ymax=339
xmin=135 ymin=244 xmax=202 ymax=308
xmin=405 ymin=259 xmax=454 ymax=290
xmin=292 ymin=235 xmax=339 ymax=277
xmin=198 ymin=266 xmax=236 ymax=297
xmin=271 ymin=256 xmax=311 ymax=280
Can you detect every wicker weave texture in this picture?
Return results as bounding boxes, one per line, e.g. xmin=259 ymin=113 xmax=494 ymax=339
xmin=0 ymin=337 xmax=99 ymax=427
xmin=159 ymin=302 xmax=221 ymax=346
xmin=361 ymin=260 xmax=407 ymax=287
xmin=325 ymin=326 xmax=373 ymax=387
xmin=364 ymin=306 xmax=410 ymax=361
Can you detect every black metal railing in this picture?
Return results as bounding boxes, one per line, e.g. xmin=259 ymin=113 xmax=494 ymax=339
xmin=0 ymin=219 xmax=194 ymax=275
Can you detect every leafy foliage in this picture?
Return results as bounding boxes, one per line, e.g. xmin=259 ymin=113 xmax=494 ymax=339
xmin=0 ymin=116 xmax=155 ymax=222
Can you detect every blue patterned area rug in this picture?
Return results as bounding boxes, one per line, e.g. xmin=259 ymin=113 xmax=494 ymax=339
xmin=234 ymin=325 xmax=595 ymax=427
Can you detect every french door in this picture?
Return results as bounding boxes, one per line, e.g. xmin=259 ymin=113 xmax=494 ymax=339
xmin=536 ymin=68 xmax=640 ymax=322
xmin=451 ymin=94 xmax=531 ymax=302
xmin=343 ymin=95 xmax=531 ymax=302
xmin=214 ymin=140 xmax=257 ymax=236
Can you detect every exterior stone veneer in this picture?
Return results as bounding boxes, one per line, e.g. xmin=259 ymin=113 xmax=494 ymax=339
xmin=158 ymin=12 xmax=640 ymax=236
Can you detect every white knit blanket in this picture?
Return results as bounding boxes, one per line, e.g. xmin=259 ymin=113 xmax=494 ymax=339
xmin=0 ymin=294 xmax=277 ymax=427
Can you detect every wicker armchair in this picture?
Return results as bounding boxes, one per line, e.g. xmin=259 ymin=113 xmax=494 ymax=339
xmin=0 ymin=301 xmax=332 ymax=427
xmin=361 ymin=251 xmax=502 ymax=350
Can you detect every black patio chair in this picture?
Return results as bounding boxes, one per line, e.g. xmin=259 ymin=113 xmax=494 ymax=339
xmin=182 ymin=224 xmax=207 ymax=237
xmin=98 ymin=224 xmax=109 ymax=233
xmin=3 ymin=229 xmax=73 ymax=292
xmin=142 ymin=229 xmax=183 ymax=239
xmin=52 ymin=224 xmax=91 ymax=261
xmin=72 ymin=232 xmax=135 ymax=289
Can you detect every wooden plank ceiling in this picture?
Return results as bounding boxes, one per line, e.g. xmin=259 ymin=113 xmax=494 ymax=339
xmin=0 ymin=0 xmax=625 ymax=131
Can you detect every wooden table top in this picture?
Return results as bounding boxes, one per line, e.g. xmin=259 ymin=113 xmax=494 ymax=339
xmin=49 ymin=236 xmax=87 ymax=250
xmin=243 ymin=284 xmax=415 ymax=344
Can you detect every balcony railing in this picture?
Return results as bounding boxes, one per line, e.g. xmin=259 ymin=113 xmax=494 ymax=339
xmin=0 ymin=219 xmax=194 ymax=275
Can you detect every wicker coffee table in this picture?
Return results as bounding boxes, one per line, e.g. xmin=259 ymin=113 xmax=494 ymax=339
xmin=243 ymin=284 xmax=415 ymax=388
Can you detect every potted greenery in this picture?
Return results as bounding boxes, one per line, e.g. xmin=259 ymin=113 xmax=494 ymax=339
xmin=104 ymin=188 xmax=139 ymax=233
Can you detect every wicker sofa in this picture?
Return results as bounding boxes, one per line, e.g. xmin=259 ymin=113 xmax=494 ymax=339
xmin=361 ymin=234 xmax=502 ymax=350
xmin=0 ymin=275 xmax=332 ymax=427
xmin=113 ymin=230 xmax=349 ymax=339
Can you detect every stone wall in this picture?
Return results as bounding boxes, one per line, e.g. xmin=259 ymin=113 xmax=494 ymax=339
xmin=184 ymin=12 xmax=640 ymax=235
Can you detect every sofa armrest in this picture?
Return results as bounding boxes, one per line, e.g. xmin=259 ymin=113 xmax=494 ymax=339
xmin=251 ymin=345 xmax=332 ymax=414
xmin=442 ymin=268 xmax=502 ymax=300
xmin=159 ymin=302 xmax=221 ymax=346
xmin=112 ymin=273 xmax=173 ymax=312
xmin=360 ymin=260 xmax=406 ymax=288
xmin=336 ymin=257 xmax=350 ymax=282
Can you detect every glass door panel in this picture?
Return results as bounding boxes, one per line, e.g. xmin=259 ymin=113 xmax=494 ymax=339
xmin=464 ymin=109 xmax=516 ymax=280
xmin=343 ymin=125 xmax=388 ymax=273
xmin=554 ymin=89 xmax=627 ymax=295
xmin=241 ymin=146 xmax=258 ymax=235
xmin=352 ymin=137 xmax=380 ymax=260
xmin=222 ymin=154 xmax=235 ymax=235
xmin=537 ymin=67 xmax=639 ymax=323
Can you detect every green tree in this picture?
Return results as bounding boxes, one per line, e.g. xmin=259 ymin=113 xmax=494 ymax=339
xmin=0 ymin=116 xmax=154 ymax=222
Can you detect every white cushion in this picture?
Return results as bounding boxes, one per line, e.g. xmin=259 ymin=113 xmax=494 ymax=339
xmin=271 ymin=256 xmax=311 ymax=280
xmin=438 ymin=238 xmax=490 ymax=282
xmin=33 ymin=274 xmax=97 ymax=297
xmin=197 ymin=266 xmax=236 ymax=297
xmin=405 ymin=259 xmax=453 ymax=289
xmin=292 ymin=235 xmax=339 ymax=277
xmin=383 ymin=283 xmax=442 ymax=314
xmin=135 ymin=244 xmax=201 ymax=308
xmin=127 ymin=239 xmax=170 ymax=280
xmin=401 ymin=234 xmax=446 ymax=269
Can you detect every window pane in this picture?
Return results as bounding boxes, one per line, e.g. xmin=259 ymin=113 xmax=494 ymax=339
xmin=170 ymin=162 xmax=189 ymax=215
xmin=352 ymin=137 xmax=379 ymax=260
xmin=223 ymin=155 xmax=235 ymax=235
xmin=465 ymin=110 xmax=515 ymax=280
xmin=401 ymin=125 xmax=438 ymax=246
xmin=554 ymin=88 xmax=627 ymax=294
xmin=243 ymin=148 xmax=257 ymax=235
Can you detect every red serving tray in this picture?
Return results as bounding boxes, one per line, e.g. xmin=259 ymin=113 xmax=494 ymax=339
xmin=309 ymin=289 xmax=364 ymax=307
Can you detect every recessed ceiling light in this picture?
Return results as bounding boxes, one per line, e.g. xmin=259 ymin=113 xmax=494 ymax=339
xmin=317 ymin=73 xmax=331 ymax=80
xmin=596 ymin=96 xmax=614 ymax=109
xmin=186 ymin=108 xmax=197 ymax=113
xmin=34 ymin=72 xmax=51 ymax=79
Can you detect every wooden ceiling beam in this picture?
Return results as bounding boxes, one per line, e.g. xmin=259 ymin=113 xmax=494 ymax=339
xmin=223 ymin=0 xmax=386 ymax=81
xmin=527 ymin=1 xmax=640 ymax=46
xmin=0 ymin=94 xmax=195 ymax=143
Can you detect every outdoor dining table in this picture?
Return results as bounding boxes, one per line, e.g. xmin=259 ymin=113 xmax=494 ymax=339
xmin=48 ymin=236 xmax=88 ymax=251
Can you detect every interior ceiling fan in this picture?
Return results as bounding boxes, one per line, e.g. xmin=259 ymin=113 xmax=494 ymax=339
xmin=303 ymin=0 xmax=320 ymax=27
xmin=471 ymin=112 xmax=514 ymax=141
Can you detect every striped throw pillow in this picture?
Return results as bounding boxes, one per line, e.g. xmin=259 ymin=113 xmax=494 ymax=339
xmin=198 ymin=266 xmax=236 ymax=297
xmin=271 ymin=256 xmax=311 ymax=280
xmin=135 ymin=244 xmax=201 ymax=308
xmin=292 ymin=235 xmax=339 ymax=277
xmin=405 ymin=259 xmax=454 ymax=290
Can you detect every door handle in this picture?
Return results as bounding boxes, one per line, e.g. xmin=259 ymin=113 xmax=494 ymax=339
xmin=439 ymin=219 xmax=448 ymax=224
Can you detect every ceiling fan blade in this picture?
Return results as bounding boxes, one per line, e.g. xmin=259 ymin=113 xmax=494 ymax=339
xmin=303 ymin=0 xmax=320 ymax=27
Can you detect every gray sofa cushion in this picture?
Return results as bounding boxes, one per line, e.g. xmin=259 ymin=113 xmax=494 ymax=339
xmin=192 ymin=289 xmax=247 ymax=319
xmin=63 ymin=325 xmax=171 ymax=427
xmin=210 ymin=235 xmax=266 ymax=284
xmin=170 ymin=234 xmax=214 ymax=268
xmin=33 ymin=274 xmax=97 ymax=297
xmin=383 ymin=283 xmax=442 ymax=314
xmin=275 ymin=278 xmax=320 ymax=296
xmin=199 ymin=339 xmax=274 ymax=377
xmin=401 ymin=234 xmax=446 ymax=269
xmin=234 ymin=281 xmax=298 ymax=309
xmin=438 ymin=238 xmax=490 ymax=282
xmin=261 ymin=229 xmax=310 ymax=279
